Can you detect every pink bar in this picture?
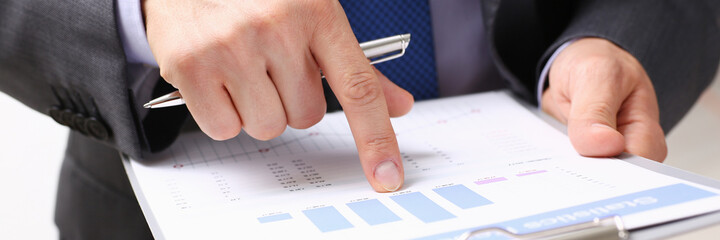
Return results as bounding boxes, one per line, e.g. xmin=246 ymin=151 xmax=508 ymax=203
xmin=516 ymin=170 xmax=548 ymax=177
xmin=474 ymin=177 xmax=508 ymax=185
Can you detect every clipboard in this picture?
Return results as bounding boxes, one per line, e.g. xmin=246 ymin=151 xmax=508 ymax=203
xmin=497 ymin=93 xmax=720 ymax=239
xmin=122 ymin=90 xmax=720 ymax=239
xmin=449 ymin=153 xmax=720 ymax=239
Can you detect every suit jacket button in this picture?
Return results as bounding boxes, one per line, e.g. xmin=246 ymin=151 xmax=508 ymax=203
xmin=48 ymin=107 xmax=64 ymax=125
xmin=72 ymin=114 xmax=90 ymax=135
xmin=60 ymin=109 xmax=76 ymax=128
xmin=86 ymin=117 xmax=110 ymax=140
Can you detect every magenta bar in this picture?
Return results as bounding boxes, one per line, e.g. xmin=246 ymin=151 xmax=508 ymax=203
xmin=474 ymin=177 xmax=508 ymax=185
xmin=516 ymin=170 xmax=548 ymax=177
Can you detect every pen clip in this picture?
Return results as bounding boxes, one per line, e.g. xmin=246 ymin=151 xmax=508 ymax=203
xmin=458 ymin=216 xmax=628 ymax=240
xmin=367 ymin=37 xmax=409 ymax=65
xmin=368 ymin=47 xmax=405 ymax=65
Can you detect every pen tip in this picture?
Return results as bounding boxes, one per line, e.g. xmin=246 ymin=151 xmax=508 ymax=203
xmin=143 ymin=103 xmax=152 ymax=109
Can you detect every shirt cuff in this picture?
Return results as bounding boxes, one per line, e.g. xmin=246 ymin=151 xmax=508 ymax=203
xmin=537 ymin=40 xmax=576 ymax=108
xmin=116 ymin=0 xmax=158 ymax=66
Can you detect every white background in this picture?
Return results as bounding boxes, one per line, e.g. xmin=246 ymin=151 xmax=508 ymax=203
xmin=1 ymin=70 xmax=719 ymax=239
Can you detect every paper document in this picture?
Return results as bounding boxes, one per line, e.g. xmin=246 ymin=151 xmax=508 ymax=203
xmin=127 ymin=91 xmax=720 ymax=239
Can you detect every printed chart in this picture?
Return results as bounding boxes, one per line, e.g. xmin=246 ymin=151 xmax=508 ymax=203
xmin=128 ymin=92 xmax=720 ymax=239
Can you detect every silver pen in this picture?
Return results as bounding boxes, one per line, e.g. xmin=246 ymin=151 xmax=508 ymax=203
xmin=143 ymin=33 xmax=412 ymax=109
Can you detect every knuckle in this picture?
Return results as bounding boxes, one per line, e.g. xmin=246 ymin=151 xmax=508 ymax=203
xmin=361 ymin=133 xmax=397 ymax=151
xmin=203 ymin=118 xmax=242 ymax=141
xmin=243 ymin=7 xmax=290 ymax=35
xmin=213 ymin=28 xmax=240 ymax=49
xmin=288 ymin=107 xmax=325 ymax=129
xmin=303 ymin=0 xmax=340 ymax=33
xmin=161 ymin=42 xmax=227 ymax=88
xmin=162 ymin=46 xmax=215 ymax=84
xmin=249 ymin=126 xmax=286 ymax=141
xmin=572 ymin=55 xmax=624 ymax=80
xmin=171 ymin=51 xmax=198 ymax=72
xmin=236 ymin=9 xmax=297 ymax=47
xmin=247 ymin=13 xmax=278 ymax=31
xmin=211 ymin=126 xmax=242 ymax=141
xmin=160 ymin=50 xmax=195 ymax=80
xmin=304 ymin=0 xmax=336 ymax=15
xmin=579 ymin=101 xmax=615 ymax=122
xmin=245 ymin=114 xmax=287 ymax=141
xmin=340 ymin=71 xmax=382 ymax=107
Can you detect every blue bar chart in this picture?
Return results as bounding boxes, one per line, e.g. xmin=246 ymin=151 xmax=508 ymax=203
xmin=390 ymin=192 xmax=457 ymax=223
xmin=257 ymin=213 xmax=292 ymax=223
xmin=302 ymin=206 xmax=354 ymax=232
xmin=280 ymin=184 xmax=493 ymax=231
xmin=433 ymin=185 xmax=493 ymax=209
xmin=346 ymin=199 xmax=402 ymax=225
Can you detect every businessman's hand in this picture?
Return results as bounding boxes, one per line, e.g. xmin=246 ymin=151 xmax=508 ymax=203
xmin=142 ymin=0 xmax=413 ymax=192
xmin=542 ymin=38 xmax=667 ymax=161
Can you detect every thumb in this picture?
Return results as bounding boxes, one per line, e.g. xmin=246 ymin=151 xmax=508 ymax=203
xmin=567 ymin=83 xmax=627 ymax=158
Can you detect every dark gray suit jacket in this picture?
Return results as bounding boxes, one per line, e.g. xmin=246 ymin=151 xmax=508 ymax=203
xmin=1 ymin=0 xmax=718 ymax=239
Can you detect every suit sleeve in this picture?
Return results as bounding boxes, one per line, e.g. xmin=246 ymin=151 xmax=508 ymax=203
xmin=537 ymin=0 xmax=720 ymax=133
xmin=0 ymin=0 xmax=187 ymax=159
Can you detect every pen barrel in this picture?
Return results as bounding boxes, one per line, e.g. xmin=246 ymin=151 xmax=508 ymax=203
xmin=361 ymin=34 xmax=410 ymax=59
xmin=145 ymin=34 xmax=410 ymax=109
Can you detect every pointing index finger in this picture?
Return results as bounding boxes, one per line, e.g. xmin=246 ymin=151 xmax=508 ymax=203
xmin=310 ymin=6 xmax=404 ymax=192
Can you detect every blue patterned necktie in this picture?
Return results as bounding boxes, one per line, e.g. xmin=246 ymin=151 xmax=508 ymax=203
xmin=340 ymin=0 xmax=439 ymax=100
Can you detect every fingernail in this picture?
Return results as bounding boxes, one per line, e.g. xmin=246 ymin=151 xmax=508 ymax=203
xmin=374 ymin=160 xmax=402 ymax=192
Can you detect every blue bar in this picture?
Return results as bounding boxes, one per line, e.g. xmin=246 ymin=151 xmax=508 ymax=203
xmin=257 ymin=213 xmax=292 ymax=223
xmin=433 ymin=185 xmax=493 ymax=209
xmin=417 ymin=183 xmax=718 ymax=240
xmin=302 ymin=206 xmax=354 ymax=232
xmin=390 ymin=192 xmax=456 ymax=223
xmin=346 ymin=199 xmax=402 ymax=225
